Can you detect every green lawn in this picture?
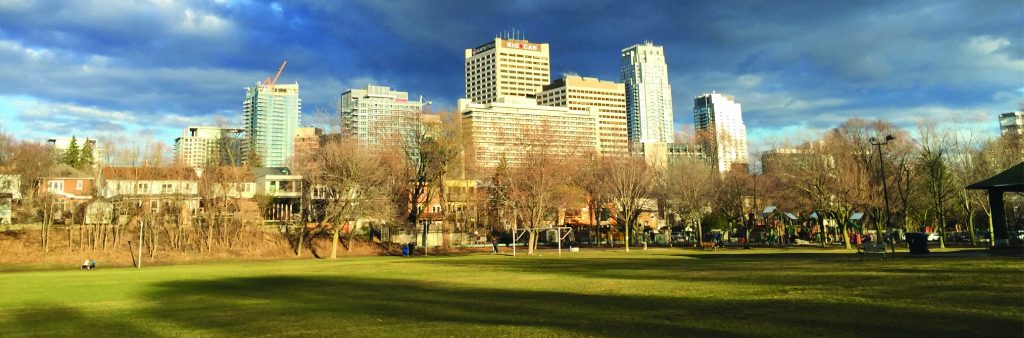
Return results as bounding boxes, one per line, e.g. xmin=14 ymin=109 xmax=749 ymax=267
xmin=0 ymin=248 xmax=1021 ymax=337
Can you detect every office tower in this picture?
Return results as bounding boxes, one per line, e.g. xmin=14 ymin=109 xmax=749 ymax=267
xmin=173 ymin=126 xmax=245 ymax=168
xmin=465 ymin=36 xmax=550 ymax=104
xmin=621 ymin=41 xmax=674 ymax=144
xmin=339 ymin=84 xmax=425 ymax=146
xmin=243 ymin=82 xmax=301 ymax=167
xmin=999 ymin=111 xmax=1023 ymax=135
xmin=694 ymin=92 xmax=749 ymax=173
xmin=539 ymin=76 xmax=628 ymax=155
xmin=460 ymin=97 xmax=598 ymax=169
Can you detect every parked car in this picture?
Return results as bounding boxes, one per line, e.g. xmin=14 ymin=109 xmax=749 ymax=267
xmin=926 ymin=232 xmax=940 ymax=241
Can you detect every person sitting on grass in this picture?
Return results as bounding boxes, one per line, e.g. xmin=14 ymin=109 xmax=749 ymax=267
xmin=81 ymin=259 xmax=89 ymax=270
xmin=89 ymin=259 xmax=96 ymax=270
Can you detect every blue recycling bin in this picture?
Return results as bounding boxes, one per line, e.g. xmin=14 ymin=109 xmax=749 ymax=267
xmin=401 ymin=244 xmax=409 ymax=257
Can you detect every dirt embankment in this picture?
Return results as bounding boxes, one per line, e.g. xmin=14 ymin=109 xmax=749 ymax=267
xmin=0 ymin=229 xmax=392 ymax=270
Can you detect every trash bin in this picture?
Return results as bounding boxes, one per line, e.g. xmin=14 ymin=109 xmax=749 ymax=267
xmin=408 ymin=242 xmax=416 ymax=255
xmin=906 ymin=232 xmax=929 ymax=254
xmin=401 ymin=244 xmax=409 ymax=257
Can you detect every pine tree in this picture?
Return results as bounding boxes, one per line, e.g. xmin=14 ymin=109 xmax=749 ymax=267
xmin=62 ymin=136 xmax=80 ymax=168
xmin=79 ymin=139 xmax=95 ymax=168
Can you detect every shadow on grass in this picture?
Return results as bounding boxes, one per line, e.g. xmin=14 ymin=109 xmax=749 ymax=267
xmin=124 ymin=275 xmax=1018 ymax=337
xmin=5 ymin=304 xmax=152 ymax=337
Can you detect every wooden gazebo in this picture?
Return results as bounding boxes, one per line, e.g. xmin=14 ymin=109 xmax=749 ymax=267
xmin=966 ymin=162 xmax=1024 ymax=247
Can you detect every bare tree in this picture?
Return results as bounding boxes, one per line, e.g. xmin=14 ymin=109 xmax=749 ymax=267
xmin=299 ymin=139 xmax=392 ymax=259
xmin=664 ymin=158 xmax=718 ymax=245
xmin=917 ymin=122 xmax=955 ymax=249
xmin=598 ymin=156 xmax=658 ymax=252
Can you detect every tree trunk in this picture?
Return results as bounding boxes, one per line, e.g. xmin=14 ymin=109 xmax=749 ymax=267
xmin=330 ymin=222 xmax=341 ymax=259
xmin=967 ymin=209 xmax=976 ymax=246
xmin=526 ymin=227 xmax=536 ymax=255
xmin=347 ymin=221 xmax=354 ymax=255
xmin=295 ymin=223 xmax=305 ymax=257
xmin=624 ymin=218 xmax=631 ymax=253
xmin=839 ymin=216 xmax=851 ymax=250
xmin=938 ymin=212 xmax=947 ymax=249
xmin=695 ymin=216 xmax=703 ymax=245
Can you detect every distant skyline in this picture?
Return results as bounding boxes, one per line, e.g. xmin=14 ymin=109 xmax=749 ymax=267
xmin=0 ymin=0 xmax=1020 ymax=155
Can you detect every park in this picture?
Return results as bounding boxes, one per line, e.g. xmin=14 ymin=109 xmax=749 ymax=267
xmin=0 ymin=248 xmax=1021 ymax=337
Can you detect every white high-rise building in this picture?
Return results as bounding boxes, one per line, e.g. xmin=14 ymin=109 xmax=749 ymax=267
xmin=465 ymin=37 xmax=550 ymax=104
xmin=694 ymin=92 xmax=749 ymax=173
xmin=621 ymin=41 xmax=674 ymax=145
xmin=243 ymin=82 xmax=301 ymax=167
xmin=339 ymin=85 xmax=425 ymax=146
xmin=460 ymin=96 xmax=599 ymax=169
xmin=174 ymin=126 xmax=245 ymax=168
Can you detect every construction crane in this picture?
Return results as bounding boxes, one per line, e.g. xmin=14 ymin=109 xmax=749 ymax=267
xmin=261 ymin=61 xmax=287 ymax=89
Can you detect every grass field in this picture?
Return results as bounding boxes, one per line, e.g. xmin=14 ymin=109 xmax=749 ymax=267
xmin=0 ymin=248 xmax=1021 ymax=337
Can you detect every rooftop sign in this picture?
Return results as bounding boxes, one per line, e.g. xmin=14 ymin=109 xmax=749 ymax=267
xmin=503 ymin=40 xmax=540 ymax=51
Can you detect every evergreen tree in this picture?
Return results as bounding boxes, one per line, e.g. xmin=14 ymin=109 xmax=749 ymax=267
xmin=79 ymin=139 xmax=95 ymax=168
xmin=62 ymin=136 xmax=80 ymax=167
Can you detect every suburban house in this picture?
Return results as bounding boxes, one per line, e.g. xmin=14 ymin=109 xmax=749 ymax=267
xmin=37 ymin=164 xmax=94 ymax=213
xmin=253 ymin=167 xmax=303 ymax=222
xmin=200 ymin=166 xmax=257 ymax=200
xmin=99 ymin=166 xmax=200 ymax=215
xmin=0 ymin=173 xmax=20 ymax=224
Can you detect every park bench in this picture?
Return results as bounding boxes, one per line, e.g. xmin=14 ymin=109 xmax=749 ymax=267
xmin=699 ymin=241 xmax=717 ymax=251
xmin=857 ymin=242 xmax=887 ymax=261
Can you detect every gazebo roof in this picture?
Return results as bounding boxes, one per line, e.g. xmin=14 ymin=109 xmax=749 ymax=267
xmin=966 ymin=162 xmax=1024 ymax=192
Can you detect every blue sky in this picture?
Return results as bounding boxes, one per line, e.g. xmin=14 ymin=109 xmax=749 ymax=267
xmin=0 ymin=0 xmax=1021 ymax=154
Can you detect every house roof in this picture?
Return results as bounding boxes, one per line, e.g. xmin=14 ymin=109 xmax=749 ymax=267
xmin=252 ymin=167 xmax=296 ymax=177
xmin=203 ymin=166 xmax=256 ymax=181
xmin=966 ymin=162 xmax=1024 ymax=192
xmin=102 ymin=166 xmax=198 ymax=181
xmin=46 ymin=164 xmax=92 ymax=179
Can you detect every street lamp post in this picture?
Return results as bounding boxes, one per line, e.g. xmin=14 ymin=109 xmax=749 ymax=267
xmin=870 ymin=135 xmax=895 ymax=258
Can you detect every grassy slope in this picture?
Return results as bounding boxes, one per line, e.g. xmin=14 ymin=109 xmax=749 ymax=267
xmin=0 ymin=249 xmax=1020 ymax=337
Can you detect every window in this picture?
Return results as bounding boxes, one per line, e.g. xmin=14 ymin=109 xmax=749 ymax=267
xmin=138 ymin=183 xmax=149 ymax=193
xmin=48 ymin=180 xmax=63 ymax=193
xmin=76 ymin=180 xmax=83 ymax=190
xmin=150 ymin=200 xmax=159 ymax=213
xmin=161 ymin=184 xmax=173 ymax=193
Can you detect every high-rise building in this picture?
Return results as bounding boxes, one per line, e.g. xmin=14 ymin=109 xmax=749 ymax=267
xmin=465 ymin=37 xmax=550 ymax=104
xmin=999 ymin=111 xmax=1023 ymax=135
xmin=339 ymin=85 xmax=425 ymax=146
xmin=243 ymin=82 xmax=301 ymax=167
xmin=292 ymin=127 xmax=323 ymax=164
xmin=621 ymin=41 xmax=674 ymax=144
xmin=174 ymin=126 xmax=244 ymax=168
xmin=694 ymin=92 xmax=749 ymax=173
xmin=539 ymin=76 xmax=628 ymax=155
xmin=460 ymin=96 xmax=598 ymax=169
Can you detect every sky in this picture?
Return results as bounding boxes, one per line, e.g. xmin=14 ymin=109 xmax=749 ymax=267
xmin=0 ymin=0 xmax=1021 ymax=155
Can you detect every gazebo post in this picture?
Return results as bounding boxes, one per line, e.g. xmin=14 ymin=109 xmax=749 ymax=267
xmin=988 ymin=189 xmax=1008 ymax=247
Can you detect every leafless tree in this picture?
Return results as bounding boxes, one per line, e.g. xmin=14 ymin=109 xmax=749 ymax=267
xmin=597 ymin=156 xmax=658 ymax=252
xmin=663 ymin=157 xmax=718 ymax=245
xmin=299 ymin=139 xmax=392 ymax=259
